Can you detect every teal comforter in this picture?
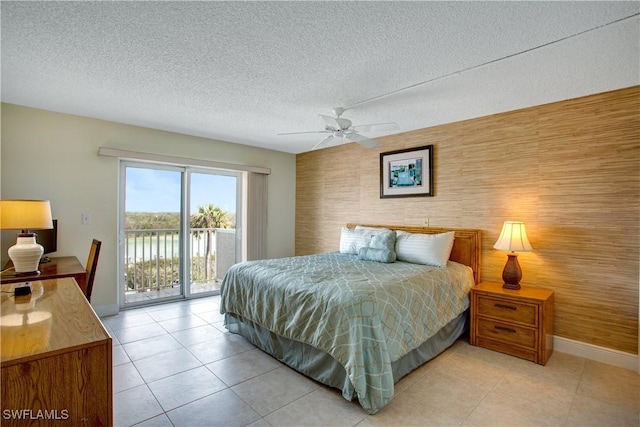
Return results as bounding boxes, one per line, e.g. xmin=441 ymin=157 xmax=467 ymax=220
xmin=220 ymin=252 xmax=474 ymax=413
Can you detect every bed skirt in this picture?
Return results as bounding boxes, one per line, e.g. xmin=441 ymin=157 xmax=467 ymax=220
xmin=223 ymin=310 xmax=468 ymax=411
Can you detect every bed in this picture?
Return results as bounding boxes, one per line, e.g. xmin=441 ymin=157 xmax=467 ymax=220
xmin=220 ymin=224 xmax=481 ymax=414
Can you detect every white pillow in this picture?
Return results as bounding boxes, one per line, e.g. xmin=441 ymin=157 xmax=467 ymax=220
xmin=339 ymin=227 xmax=372 ymax=254
xmin=395 ymin=231 xmax=455 ymax=267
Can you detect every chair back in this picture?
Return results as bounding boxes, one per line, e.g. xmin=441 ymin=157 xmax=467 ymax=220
xmin=85 ymin=239 xmax=102 ymax=302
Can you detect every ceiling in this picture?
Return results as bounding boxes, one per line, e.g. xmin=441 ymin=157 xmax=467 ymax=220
xmin=1 ymin=2 xmax=638 ymax=154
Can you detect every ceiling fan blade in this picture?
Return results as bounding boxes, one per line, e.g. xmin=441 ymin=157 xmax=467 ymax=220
xmin=345 ymin=131 xmax=379 ymax=148
xmin=311 ymin=135 xmax=340 ymax=151
xmin=320 ymin=115 xmax=351 ymax=130
xmin=352 ymin=122 xmax=399 ymax=133
xmin=278 ymin=130 xmax=331 ymax=136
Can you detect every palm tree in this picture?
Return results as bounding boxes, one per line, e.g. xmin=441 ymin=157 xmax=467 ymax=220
xmin=190 ymin=204 xmax=231 ymax=280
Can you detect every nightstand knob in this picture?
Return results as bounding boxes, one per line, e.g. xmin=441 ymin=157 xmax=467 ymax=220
xmin=495 ymin=303 xmax=517 ymax=311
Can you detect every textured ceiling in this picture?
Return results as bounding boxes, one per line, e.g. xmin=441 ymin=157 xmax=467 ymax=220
xmin=2 ymin=2 xmax=639 ymax=154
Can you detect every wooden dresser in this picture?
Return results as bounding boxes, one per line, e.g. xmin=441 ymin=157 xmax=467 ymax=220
xmin=1 ymin=278 xmax=112 ymax=426
xmin=470 ymin=281 xmax=554 ymax=365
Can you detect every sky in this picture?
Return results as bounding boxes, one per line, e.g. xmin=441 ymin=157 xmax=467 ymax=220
xmin=125 ymin=167 xmax=237 ymax=214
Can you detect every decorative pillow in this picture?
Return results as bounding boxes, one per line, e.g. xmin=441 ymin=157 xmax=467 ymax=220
xmin=358 ymin=247 xmax=396 ymax=263
xmin=369 ymin=231 xmax=397 ymax=262
xmin=339 ymin=227 xmax=372 ymax=254
xmin=354 ymin=225 xmax=392 ymax=234
xmin=395 ymin=231 xmax=455 ymax=267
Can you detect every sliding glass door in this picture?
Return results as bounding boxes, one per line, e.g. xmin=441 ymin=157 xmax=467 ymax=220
xmin=119 ymin=161 xmax=241 ymax=308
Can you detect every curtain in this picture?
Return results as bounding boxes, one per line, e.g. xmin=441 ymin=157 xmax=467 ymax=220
xmin=245 ymin=172 xmax=268 ymax=260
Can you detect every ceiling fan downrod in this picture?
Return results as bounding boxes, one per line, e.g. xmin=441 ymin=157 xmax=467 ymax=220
xmin=332 ymin=107 xmax=346 ymax=118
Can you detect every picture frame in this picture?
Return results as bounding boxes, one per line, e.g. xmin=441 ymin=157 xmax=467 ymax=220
xmin=380 ymin=145 xmax=434 ymax=198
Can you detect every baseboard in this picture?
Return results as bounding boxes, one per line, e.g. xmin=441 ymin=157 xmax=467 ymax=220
xmin=554 ymin=335 xmax=638 ymax=372
xmin=93 ymin=303 xmax=119 ymax=318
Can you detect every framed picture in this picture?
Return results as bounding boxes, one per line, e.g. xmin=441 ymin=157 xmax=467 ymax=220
xmin=380 ymin=145 xmax=434 ymax=198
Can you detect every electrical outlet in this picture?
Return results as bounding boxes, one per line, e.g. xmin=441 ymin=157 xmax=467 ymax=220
xmin=423 ymin=218 xmax=430 ymax=226
xmin=82 ymin=213 xmax=91 ymax=225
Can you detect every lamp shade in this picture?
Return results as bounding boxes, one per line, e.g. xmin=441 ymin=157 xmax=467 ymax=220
xmin=493 ymin=221 xmax=532 ymax=252
xmin=0 ymin=200 xmax=53 ymax=231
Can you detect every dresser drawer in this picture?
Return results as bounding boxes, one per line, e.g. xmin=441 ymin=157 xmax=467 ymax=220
xmin=476 ymin=317 xmax=537 ymax=349
xmin=476 ymin=295 xmax=538 ymax=326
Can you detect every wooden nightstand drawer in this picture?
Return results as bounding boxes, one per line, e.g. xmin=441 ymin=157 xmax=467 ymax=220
xmin=476 ymin=295 xmax=538 ymax=327
xmin=476 ymin=318 xmax=537 ymax=349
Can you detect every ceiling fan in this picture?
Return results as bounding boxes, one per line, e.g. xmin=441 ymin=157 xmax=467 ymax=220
xmin=278 ymin=107 xmax=398 ymax=150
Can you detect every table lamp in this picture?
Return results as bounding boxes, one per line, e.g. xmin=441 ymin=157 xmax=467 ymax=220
xmin=493 ymin=221 xmax=532 ymax=290
xmin=0 ymin=200 xmax=53 ymax=274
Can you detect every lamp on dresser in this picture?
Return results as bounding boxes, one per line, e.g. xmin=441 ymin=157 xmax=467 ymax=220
xmin=0 ymin=199 xmax=53 ymax=275
xmin=493 ymin=220 xmax=532 ymax=290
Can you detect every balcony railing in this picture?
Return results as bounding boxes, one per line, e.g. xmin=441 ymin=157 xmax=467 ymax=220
xmin=124 ymin=228 xmax=235 ymax=296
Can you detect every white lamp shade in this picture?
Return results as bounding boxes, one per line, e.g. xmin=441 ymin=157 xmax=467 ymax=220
xmin=493 ymin=221 xmax=533 ymax=252
xmin=0 ymin=200 xmax=53 ymax=231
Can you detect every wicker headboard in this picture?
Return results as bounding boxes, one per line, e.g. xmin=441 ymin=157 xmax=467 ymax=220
xmin=347 ymin=224 xmax=482 ymax=284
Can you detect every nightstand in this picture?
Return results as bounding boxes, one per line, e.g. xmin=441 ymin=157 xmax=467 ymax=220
xmin=470 ymin=281 xmax=554 ymax=365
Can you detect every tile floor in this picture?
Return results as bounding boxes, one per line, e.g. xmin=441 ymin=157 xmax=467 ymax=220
xmin=102 ymin=296 xmax=639 ymax=427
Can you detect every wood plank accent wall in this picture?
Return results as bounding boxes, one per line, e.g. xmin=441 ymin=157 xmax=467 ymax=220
xmin=296 ymin=86 xmax=639 ymax=354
